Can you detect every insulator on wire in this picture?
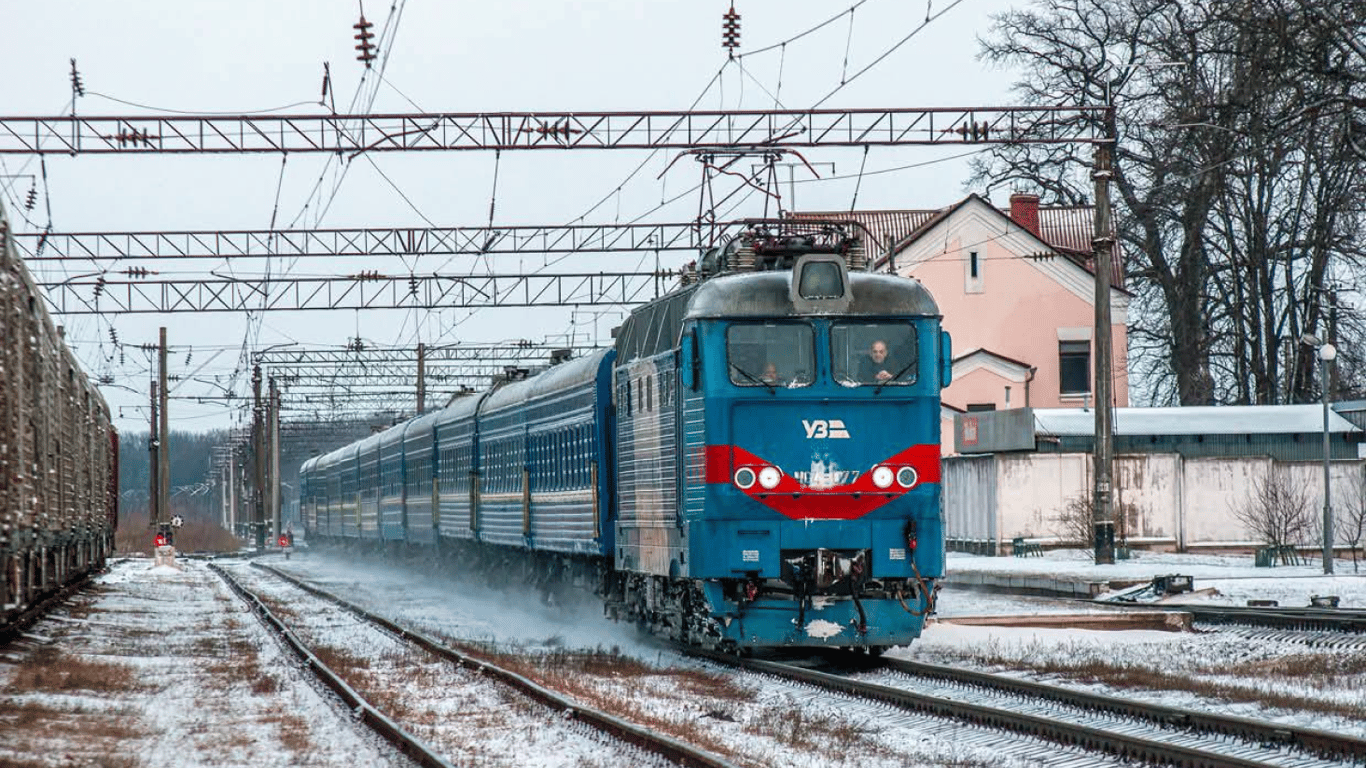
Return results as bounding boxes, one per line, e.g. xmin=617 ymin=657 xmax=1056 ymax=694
xmin=722 ymin=5 xmax=741 ymax=55
xmin=69 ymin=58 xmax=85 ymax=98
xmin=24 ymin=183 xmax=37 ymax=211
xmin=353 ymin=15 xmax=377 ymax=67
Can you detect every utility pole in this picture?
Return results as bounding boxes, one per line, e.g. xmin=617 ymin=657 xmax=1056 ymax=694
xmin=1091 ymin=131 xmax=1116 ymax=565
xmin=416 ymin=341 xmax=426 ymax=414
xmin=148 ymin=381 xmax=158 ymax=528
xmin=227 ymin=452 xmax=237 ymax=534
xmin=158 ymin=327 xmax=169 ymax=527
xmin=269 ymin=376 xmax=281 ymax=541
xmin=252 ymin=365 xmax=265 ymax=553
xmin=1321 ymin=348 xmax=1336 ymax=575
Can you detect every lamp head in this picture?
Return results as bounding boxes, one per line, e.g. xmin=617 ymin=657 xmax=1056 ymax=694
xmin=1320 ymin=343 xmax=1337 ymax=362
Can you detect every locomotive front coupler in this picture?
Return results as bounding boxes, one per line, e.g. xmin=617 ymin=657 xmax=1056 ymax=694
xmin=779 ymin=548 xmax=870 ymax=597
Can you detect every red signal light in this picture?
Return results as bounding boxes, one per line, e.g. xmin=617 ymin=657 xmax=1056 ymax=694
xmin=278 ymin=535 xmax=289 ymax=548
xmin=153 ymin=534 xmax=167 ymax=547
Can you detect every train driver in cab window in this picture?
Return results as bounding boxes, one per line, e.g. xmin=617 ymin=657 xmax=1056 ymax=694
xmin=761 ymin=361 xmax=781 ymax=384
xmin=859 ymin=339 xmax=894 ymax=383
xmin=832 ymin=323 xmax=918 ymax=386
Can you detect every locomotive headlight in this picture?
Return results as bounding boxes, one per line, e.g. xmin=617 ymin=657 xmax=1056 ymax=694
xmin=734 ymin=467 xmax=757 ymax=489
xmin=871 ymin=465 xmax=894 ymax=489
xmin=896 ymin=466 xmax=918 ymax=488
xmin=758 ymin=465 xmax=782 ymax=489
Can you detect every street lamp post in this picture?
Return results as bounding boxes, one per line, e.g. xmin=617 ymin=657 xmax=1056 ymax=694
xmin=1304 ymin=334 xmax=1336 ymax=575
xmin=1319 ymin=342 xmax=1336 ymax=575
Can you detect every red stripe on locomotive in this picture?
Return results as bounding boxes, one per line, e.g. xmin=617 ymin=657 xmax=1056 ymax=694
xmin=703 ymin=443 xmax=939 ymax=520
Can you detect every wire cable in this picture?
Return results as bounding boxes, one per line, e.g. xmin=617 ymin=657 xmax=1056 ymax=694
xmin=738 ymin=0 xmax=875 ymax=59
xmin=86 ymin=92 xmax=322 ymax=115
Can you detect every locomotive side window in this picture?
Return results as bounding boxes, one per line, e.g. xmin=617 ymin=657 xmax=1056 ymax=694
xmin=831 ymin=322 xmax=919 ymax=386
xmin=726 ymin=322 xmax=814 ymax=388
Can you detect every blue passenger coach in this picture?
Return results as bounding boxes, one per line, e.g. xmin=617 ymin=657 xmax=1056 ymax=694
xmin=300 ymin=221 xmax=950 ymax=652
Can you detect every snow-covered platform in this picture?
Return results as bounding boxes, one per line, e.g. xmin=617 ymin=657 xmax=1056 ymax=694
xmin=945 ymin=549 xmax=1366 ymax=608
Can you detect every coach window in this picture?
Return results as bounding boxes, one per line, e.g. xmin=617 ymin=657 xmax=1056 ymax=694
xmin=726 ymin=322 xmax=814 ymax=388
xmin=831 ymin=321 xmax=919 ymax=386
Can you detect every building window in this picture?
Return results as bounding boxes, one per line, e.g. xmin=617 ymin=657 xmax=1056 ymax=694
xmin=1059 ymin=341 xmax=1090 ymax=395
xmin=966 ymin=403 xmax=996 ymax=412
xmin=965 ymin=250 xmax=984 ymax=293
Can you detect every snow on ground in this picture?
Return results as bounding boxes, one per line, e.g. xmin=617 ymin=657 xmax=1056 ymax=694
xmin=264 ymin=550 xmax=1133 ymax=768
xmin=946 ymin=549 xmax=1366 ymax=608
xmin=220 ymin=561 xmax=680 ymax=768
xmin=7 ymin=548 xmax=1363 ymax=767
xmin=889 ymin=549 xmax=1366 ymax=739
xmin=0 ymin=557 xmax=404 ymax=768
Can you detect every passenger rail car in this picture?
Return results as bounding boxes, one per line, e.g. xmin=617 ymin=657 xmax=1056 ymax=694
xmin=301 ymin=222 xmax=951 ymax=652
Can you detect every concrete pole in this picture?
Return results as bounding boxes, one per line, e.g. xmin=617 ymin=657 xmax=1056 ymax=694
xmin=1091 ymin=137 xmax=1116 ymax=565
xmin=252 ymin=365 xmax=265 ymax=553
xmin=227 ymin=454 xmax=236 ymax=533
xmin=416 ymin=342 xmax=426 ymax=415
xmin=1322 ymin=350 xmax=1335 ymax=575
xmin=149 ymin=381 xmax=158 ymax=527
xmin=269 ymin=376 xmax=281 ymax=541
xmin=158 ymin=327 xmax=169 ymax=526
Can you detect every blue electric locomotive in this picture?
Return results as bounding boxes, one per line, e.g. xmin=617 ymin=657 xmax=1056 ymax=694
xmin=299 ymin=220 xmax=951 ymax=652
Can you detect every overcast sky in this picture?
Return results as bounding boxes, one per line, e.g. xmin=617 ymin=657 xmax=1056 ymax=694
xmin=4 ymin=0 xmax=1023 ymax=434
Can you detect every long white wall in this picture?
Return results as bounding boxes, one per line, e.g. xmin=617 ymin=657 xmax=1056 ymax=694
xmin=943 ymin=452 xmax=1362 ymax=551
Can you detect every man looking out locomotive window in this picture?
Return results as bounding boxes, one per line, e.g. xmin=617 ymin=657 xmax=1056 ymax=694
xmin=859 ymin=339 xmax=894 ymax=383
xmin=761 ymin=361 xmax=781 ymax=384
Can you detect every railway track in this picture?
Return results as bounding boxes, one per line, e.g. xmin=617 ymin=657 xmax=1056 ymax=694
xmin=1151 ymin=604 xmax=1366 ymax=634
xmin=218 ymin=562 xmax=738 ymax=768
xmin=686 ymin=648 xmax=1366 ymax=768
xmin=0 ymin=563 xmax=104 ymax=646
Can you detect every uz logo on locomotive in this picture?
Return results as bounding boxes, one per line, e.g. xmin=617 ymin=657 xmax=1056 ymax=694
xmin=802 ymin=419 xmax=850 ymax=439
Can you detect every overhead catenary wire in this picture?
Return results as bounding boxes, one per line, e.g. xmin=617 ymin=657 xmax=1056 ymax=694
xmin=737 ymin=0 xmax=875 ymax=60
xmin=86 ymin=92 xmax=323 ymax=115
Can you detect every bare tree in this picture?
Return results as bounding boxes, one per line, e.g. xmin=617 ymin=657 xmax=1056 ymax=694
xmin=975 ymin=0 xmax=1366 ymax=406
xmin=1344 ymin=472 xmax=1366 ymax=573
xmin=1054 ymin=492 xmax=1140 ymax=551
xmin=1230 ymin=471 xmax=1314 ymax=561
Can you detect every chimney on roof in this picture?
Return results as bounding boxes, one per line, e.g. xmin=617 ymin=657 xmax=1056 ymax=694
xmin=1009 ymin=193 xmax=1041 ymax=238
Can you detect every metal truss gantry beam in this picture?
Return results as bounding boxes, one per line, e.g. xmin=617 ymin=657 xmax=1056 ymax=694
xmin=14 ymin=222 xmax=728 ymax=262
xmin=0 ymin=107 xmax=1108 ymax=155
xmin=251 ymin=341 xmax=601 ymax=367
xmin=40 ymin=271 xmax=671 ymax=314
xmin=255 ymin=342 xmax=604 ymax=409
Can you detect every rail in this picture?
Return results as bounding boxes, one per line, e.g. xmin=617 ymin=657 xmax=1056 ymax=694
xmin=685 ymin=647 xmax=1341 ymax=768
xmin=883 ymin=657 xmax=1366 ymax=763
xmin=249 ymin=562 xmax=740 ymax=768
xmin=209 ymin=563 xmax=457 ymax=768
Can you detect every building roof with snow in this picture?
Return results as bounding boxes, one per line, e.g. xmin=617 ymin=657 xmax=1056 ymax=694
xmin=955 ymin=405 xmax=1365 ymax=460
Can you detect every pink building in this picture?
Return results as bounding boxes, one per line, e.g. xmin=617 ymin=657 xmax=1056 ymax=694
xmin=797 ymin=194 xmax=1129 ymax=453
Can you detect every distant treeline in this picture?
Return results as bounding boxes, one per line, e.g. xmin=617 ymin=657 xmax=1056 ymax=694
xmin=118 ymin=429 xmax=230 ymax=518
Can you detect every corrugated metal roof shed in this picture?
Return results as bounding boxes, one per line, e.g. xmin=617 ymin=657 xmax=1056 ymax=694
xmin=1035 ymin=405 xmax=1359 ymax=436
xmin=956 ymin=405 xmax=1364 ymax=460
